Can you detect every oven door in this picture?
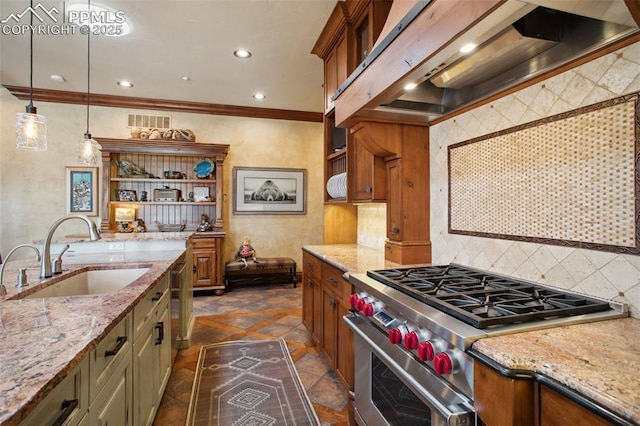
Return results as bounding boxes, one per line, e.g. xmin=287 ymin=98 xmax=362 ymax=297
xmin=344 ymin=314 xmax=476 ymax=426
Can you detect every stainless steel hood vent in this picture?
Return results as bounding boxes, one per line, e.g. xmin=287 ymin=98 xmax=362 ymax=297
xmin=379 ymin=4 xmax=639 ymax=120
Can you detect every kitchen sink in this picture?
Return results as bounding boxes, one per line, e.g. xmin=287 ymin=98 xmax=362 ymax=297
xmin=22 ymin=268 xmax=150 ymax=298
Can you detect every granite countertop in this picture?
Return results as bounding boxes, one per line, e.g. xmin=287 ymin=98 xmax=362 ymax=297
xmin=471 ymin=318 xmax=640 ymax=424
xmin=302 ymin=243 xmax=412 ymax=275
xmin=0 ymin=249 xmax=186 ymax=426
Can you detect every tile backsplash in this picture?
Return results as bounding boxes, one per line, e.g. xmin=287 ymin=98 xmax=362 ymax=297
xmin=430 ymin=41 xmax=640 ymax=318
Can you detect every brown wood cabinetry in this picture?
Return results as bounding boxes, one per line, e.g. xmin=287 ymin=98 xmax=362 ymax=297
xmin=97 ymin=137 xmax=228 ymax=294
xmin=313 ymin=0 xmax=393 ymax=208
xmin=302 ymin=251 xmax=323 ymax=343
xmin=475 ymin=359 xmax=617 ymax=426
xmin=325 ymin=35 xmax=348 ymax=114
xmin=302 ymin=250 xmax=354 ymax=390
xmin=349 ymin=136 xmax=386 ymax=202
xmin=474 ymin=360 xmax=535 ymax=426
xmin=96 ymin=138 xmax=228 ymax=233
xmin=192 ymin=234 xmax=224 ymax=294
xmin=538 ymin=385 xmax=614 ymax=426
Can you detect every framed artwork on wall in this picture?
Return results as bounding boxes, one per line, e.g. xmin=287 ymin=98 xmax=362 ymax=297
xmin=233 ymin=167 xmax=306 ymax=215
xmin=66 ymin=166 xmax=99 ymax=216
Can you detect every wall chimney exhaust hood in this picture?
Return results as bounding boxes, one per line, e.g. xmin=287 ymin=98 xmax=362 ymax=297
xmin=333 ymin=0 xmax=640 ymax=126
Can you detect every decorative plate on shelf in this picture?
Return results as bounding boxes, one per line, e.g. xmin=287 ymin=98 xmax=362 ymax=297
xmin=194 ymin=158 xmax=215 ymax=179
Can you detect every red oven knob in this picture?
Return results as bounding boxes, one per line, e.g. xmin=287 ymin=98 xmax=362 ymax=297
xmin=404 ymin=329 xmax=432 ymax=350
xmin=362 ymin=300 xmax=384 ymax=317
xmin=349 ymin=293 xmax=361 ymax=308
xmin=404 ymin=332 xmax=419 ymax=350
xmin=388 ymin=328 xmax=403 ymax=345
xmin=433 ymin=352 xmax=454 ymax=375
xmin=362 ymin=303 xmax=374 ymax=317
xmin=356 ymin=298 xmax=368 ymax=312
xmin=418 ymin=342 xmax=436 ymax=361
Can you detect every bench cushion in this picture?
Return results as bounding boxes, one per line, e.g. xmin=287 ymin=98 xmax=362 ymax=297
xmin=225 ymin=257 xmax=296 ymax=272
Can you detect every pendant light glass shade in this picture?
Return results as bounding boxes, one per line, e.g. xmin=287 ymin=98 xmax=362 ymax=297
xmin=16 ymin=106 xmax=47 ymax=151
xmin=76 ymin=132 xmax=102 ymax=166
xmin=76 ymin=0 xmax=101 ymax=166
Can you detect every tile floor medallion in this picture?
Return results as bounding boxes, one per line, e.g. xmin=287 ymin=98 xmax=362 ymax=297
xmin=157 ymin=284 xmax=351 ymax=425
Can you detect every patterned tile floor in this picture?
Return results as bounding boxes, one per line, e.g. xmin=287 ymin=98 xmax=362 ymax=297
xmin=153 ymin=284 xmax=351 ymax=425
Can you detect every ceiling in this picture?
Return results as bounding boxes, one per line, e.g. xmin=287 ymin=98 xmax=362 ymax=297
xmin=0 ymin=0 xmax=337 ymax=114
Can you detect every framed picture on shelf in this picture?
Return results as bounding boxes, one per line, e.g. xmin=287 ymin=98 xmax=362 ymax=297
xmin=233 ymin=167 xmax=306 ymax=215
xmin=193 ymin=186 xmax=210 ymax=202
xmin=66 ymin=166 xmax=99 ymax=216
xmin=115 ymin=189 xmax=138 ymax=202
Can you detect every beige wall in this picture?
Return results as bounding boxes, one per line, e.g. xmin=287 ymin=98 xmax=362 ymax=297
xmin=430 ymin=41 xmax=640 ymax=318
xmin=0 ymin=87 xmax=324 ymax=266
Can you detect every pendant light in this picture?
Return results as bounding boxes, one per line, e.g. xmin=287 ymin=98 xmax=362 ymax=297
xmin=16 ymin=0 xmax=47 ymax=151
xmin=76 ymin=0 xmax=102 ymax=166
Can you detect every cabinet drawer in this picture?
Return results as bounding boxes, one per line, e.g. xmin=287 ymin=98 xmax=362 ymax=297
xmin=21 ymin=357 xmax=89 ymax=426
xmin=193 ymin=237 xmax=218 ymax=250
xmin=90 ymin=313 xmax=132 ymax=402
xmin=134 ymin=275 xmax=170 ymax=337
xmin=303 ymin=252 xmax=322 ymax=280
xmin=321 ymin=261 xmax=344 ymax=292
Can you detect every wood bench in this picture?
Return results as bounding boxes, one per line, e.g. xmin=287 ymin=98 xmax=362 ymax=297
xmin=224 ymin=257 xmax=297 ymax=291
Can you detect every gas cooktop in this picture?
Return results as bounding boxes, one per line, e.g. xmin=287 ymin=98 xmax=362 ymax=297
xmin=367 ymin=265 xmax=613 ymax=329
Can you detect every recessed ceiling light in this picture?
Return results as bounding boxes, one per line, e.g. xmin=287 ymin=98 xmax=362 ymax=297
xmin=253 ymin=93 xmax=266 ymax=100
xmin=181 ymin=76 xmax=190 ymax=81
xmin=50 ymin=74 xmax=65 ymax=83
xmin=460 ymin=43 xmax=477 ymax=54
xmin=117 ymin=80 xmax=134 ymax=88
xmin=234 ymin=49 xmax=252 ymax=59
xmin=404 ymin=82 xmax=417 ymax=91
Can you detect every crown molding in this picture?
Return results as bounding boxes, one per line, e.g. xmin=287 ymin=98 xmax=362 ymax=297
xmin=3 ymin=85 xmax=323 ymax=123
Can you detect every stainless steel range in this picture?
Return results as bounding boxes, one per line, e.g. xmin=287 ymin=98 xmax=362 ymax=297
xmin=345 ymin=264 xmax=628 ymax=426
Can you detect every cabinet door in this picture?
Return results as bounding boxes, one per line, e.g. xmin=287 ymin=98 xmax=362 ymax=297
xmin=350 ymin=138 xmax=386 ymax=202
xmin=193 ymin=249 xmax=215 ymax=287
xmin=322 ymin=286 xmax=337 ymax=367
xmin=156 ymin=300 xmax=172 ymax=406
xmin=91 ymin=354 xmax=132 ymax=426
xmin=134 ymin=319 xmax=157 ymax=426
xmin=312 ymin=274 xmax=324 ymax=344
xmin=302 ymin=274 xmax=315 ymax=332
xmin=324 ymin=35 xmax=347 ymax=113
xmin=386 ymin=158 xmax=403 ymax=241
xmin=336 ymin=301 xmax=354 ymax=390
xmin=539 ymin=385 xmax=612 ymax=426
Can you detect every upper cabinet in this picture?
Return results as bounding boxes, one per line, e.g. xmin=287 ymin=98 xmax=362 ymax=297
xmin=95 ymin=138 xmax=229 ymax=233
xmin=312 ymin=0 xmax=393 ymax=205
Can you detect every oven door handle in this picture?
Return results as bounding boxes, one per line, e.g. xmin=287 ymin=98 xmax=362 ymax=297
xmin=344 ymin=314 xmax=474 ymax=425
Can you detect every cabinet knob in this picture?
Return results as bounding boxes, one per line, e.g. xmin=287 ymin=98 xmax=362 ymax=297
xmin=193 ymin=265 xmax=197 ymax=273
xmin=391 ymin=227 xmax=400 ymax=234
xmin=366 ymin=186 xmax=372 ymax=193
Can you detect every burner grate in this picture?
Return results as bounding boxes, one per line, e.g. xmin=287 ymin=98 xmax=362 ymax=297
xmin=367 ymin=266 xmax=612 ymax=329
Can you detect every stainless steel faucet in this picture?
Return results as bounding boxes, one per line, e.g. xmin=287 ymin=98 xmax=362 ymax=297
xmin=40 ymin=214 xmax=101 ymax=278
xmin=0 ymin=244 xmax=41 ymax=295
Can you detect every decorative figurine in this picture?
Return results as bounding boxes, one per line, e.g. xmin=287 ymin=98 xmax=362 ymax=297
xmin=115 ymin=160 xmax=153 ymax=178
xmin=235 ymin=237 xmax=257 ymax=269
xmin=197 ymin=214 xmax=213 ymax=232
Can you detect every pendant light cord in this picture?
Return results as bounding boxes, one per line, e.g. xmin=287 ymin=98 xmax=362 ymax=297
xmin=85 ymin=0 xmax=91 ymax=138
xmin=28 ymin=0 xmax=34 ymax=110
